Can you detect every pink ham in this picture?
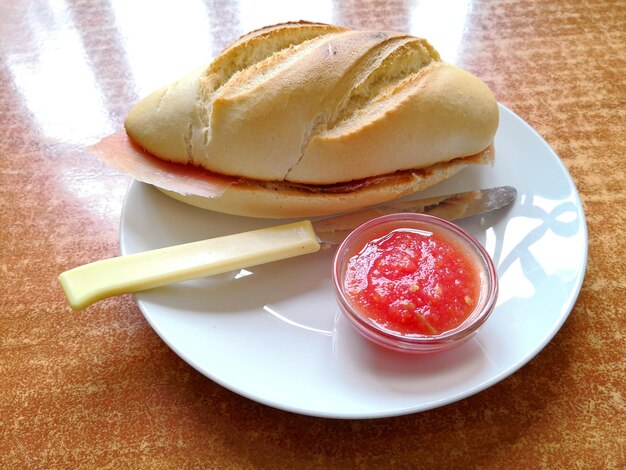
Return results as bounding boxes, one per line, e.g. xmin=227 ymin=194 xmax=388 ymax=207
xmin=90 ymin=132 xmax=234 ymax=198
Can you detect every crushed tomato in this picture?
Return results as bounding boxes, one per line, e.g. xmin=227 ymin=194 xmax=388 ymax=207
xmin=344 ymin=228 xmax=481 ymax=335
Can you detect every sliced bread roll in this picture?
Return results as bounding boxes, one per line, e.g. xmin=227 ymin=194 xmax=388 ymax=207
xmin=117 ymin=21 xmax=498 ymax=218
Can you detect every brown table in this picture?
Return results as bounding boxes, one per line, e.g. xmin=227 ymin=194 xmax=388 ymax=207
xmin=2 ymin=0 xmax=624 ymax=467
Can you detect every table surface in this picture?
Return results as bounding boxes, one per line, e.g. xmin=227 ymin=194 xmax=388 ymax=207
xmin=1 ymin=0 xmax=624 ymax=468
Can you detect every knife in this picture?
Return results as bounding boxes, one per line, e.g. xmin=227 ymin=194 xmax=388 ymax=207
xmin=58 ymin=186 xmax=516 ymax=310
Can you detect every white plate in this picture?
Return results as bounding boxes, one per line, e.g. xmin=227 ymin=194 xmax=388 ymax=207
xmin=120 ymin=104 xmax=587 ymax=419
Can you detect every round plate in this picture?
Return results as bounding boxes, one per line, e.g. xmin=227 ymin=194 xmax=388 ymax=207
xmin=120 ymin=104 xmax=587 ymax=419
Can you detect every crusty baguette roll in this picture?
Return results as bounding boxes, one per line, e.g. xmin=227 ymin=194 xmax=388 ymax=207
xmin=120 ymin=21 xmax=498 ymax=218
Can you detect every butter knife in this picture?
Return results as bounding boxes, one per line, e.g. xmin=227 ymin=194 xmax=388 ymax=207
xmin=59 ymin=186 xmax=516 ymax=310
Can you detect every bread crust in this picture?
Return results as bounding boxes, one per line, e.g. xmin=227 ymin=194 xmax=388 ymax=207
xmin=122 ymin=22 xmax=499 ymax=218
xmin=287 ymin=62 xmax=498 ymax=183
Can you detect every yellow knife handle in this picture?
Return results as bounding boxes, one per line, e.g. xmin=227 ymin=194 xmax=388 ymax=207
xmin=58 ymin=220 xmax=320 ymax=311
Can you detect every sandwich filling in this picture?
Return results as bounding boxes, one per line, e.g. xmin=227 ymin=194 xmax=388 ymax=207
xmin=92 ymin=132 xmax=492 ymax=199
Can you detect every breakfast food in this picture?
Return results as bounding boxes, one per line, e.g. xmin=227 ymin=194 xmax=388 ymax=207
xmin=343 ymin=226 xmax=481 ymax=336
xmin=94 ymin=21 xmax=499 ymax=218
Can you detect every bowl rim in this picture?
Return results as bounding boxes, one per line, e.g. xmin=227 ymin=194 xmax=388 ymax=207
xmin=332 ymin=213 xmax=499 ymax=350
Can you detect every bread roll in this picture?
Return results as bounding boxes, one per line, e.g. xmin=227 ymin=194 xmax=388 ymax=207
xmin=120 ymin=21 xmax=498 ymax=218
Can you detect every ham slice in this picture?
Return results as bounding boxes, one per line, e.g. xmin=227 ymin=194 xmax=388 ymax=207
xmin=90 ymin=132 xmax=234 ymax=198
xmin=90 ymin=132 xmax=495 ymax=203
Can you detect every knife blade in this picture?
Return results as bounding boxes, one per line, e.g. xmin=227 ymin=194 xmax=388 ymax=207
xmin=59 ymin=186 xmax=516 ymax=310
xmin=313 ymin=185 xmax=517 ymax=245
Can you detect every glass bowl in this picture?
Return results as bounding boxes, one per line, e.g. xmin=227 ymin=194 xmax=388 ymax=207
xmin=332 ymin=213 xmax=498 ymax=354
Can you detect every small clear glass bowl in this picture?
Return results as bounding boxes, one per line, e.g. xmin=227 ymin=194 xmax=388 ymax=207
xmin=332 ymin=213 xmax=498 ymax=354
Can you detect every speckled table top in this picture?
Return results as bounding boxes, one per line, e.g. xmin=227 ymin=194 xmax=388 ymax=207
xmin=1 ymin=0 xmax=624 ymax=468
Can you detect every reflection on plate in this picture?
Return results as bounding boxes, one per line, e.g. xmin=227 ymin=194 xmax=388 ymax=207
xmin=120 ymin=104 xmax=587 ymax=419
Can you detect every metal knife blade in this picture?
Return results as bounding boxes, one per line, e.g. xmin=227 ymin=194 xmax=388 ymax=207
xmin=312 ymin=185 xmax=517 ymax=245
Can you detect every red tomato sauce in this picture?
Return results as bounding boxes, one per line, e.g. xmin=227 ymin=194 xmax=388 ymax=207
xmin=343 ymin=228 xmax=481 ymax=336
